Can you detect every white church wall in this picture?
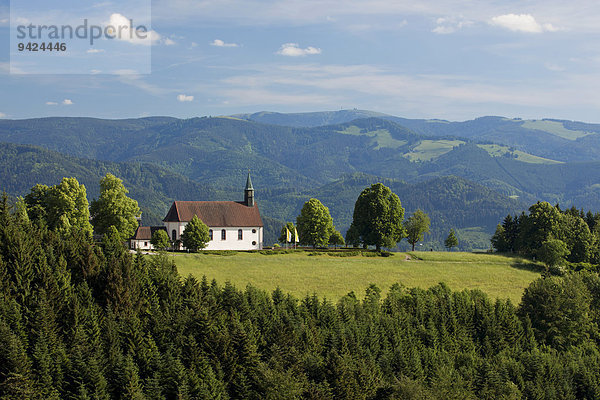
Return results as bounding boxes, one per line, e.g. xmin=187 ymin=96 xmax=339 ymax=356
xmin=164 ymin=221 xmax=262 ymax=250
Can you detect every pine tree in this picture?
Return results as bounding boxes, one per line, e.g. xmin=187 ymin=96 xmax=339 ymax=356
xmin=444 ymin=229 xmax=458 ymax=251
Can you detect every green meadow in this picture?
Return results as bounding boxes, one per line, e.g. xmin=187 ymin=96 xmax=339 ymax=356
xmin=172 ymin=251 xmax=542 ymax=304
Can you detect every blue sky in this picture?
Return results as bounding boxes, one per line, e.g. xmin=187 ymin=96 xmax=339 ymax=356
xmin=2 ymin=0 xmax=600 ymax=122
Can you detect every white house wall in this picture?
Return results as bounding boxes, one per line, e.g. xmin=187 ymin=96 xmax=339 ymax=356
xmin=165 ymin=221 xmax=263 ymax=250
xmin=130 ymin=240 xmax=154 ymax=250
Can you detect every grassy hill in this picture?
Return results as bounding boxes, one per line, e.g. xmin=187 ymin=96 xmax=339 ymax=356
xmin=174 ymin=251 xmax=542 ymax=304
xmin=237 ymin=110 xmax=600 ymax=162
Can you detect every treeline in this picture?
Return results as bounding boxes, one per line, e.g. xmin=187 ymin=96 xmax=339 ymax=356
xmin=492 ymin=201 xmax=600 ymax=270
xmin=2 ymin=197 xmax=600 ymax=398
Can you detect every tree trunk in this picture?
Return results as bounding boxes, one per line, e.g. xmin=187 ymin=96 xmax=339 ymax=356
xmin=412 ymin=242 xmax=415 ymax=251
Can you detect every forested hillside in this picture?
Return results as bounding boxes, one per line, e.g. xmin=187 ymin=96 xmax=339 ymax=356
xmin=0 ymin=143 xmax=231 ymax=225
xmin=2 ymin=113 xmax=600 ymax=248
xmin=1 ymin=199 xmax=600 ymax=399
xmin=0 ymin=143 xmax=525 ymax=249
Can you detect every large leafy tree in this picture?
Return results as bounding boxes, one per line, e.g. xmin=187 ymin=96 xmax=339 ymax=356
xmin=536 ymin=238 xmax=570 ymax=270
xmin=90 ymin=173 xmax=141 ymax=241
xmin=296 ymin=198 xmax=334 ymax=248
xmin=181 ymin=215 xmax=210 ymax=252
xmin=405 ymin=209 xmax=430 ymax=251
xmin=519 ymin=201 xmax=562 ymax=255
xmin=150 ymin=229 xmax=171 ymax=251
xmin=24 ymin=177 xmax=93 ymax=238
xmin=520 ymin=274 xmax=594 ymax=349
xmin=350 ymin=183 xmax=405 ymax=251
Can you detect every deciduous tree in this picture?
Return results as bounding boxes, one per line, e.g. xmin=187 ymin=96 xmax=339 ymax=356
xmin=296 ymin=198 xmax=334 ymax=248
xmin=405 ymin=209 xmax=430 ymax=251
xmin=24 ymin=177 xmax=93 ymax=238
xmin=151 ymin=230 xmax=171 ymax=251
xmin=90 ymin=174 xmax=141 ymax=241
xmin=329 ymin=229 xmax=345 ymax=249
xmin=536 ymin=238 xmax=570 ymax=269
xmin=350 ymin=183 xmax=405 ymax=251
xmin=181 ymin=215 xmax=210 ymax=252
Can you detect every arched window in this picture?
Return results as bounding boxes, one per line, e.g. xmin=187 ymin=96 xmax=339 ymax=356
xmin=209 ymin=229 xmax=213 ymax=241
xmin=172 ymin=229 xmax=177 ymax=241
xmin=221 ymin=229 xmax=226 ymax=240
xmin=238 ymin=229 xmax=243 ymax=240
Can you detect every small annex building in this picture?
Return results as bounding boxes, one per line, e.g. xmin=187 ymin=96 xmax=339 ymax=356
xmin=130 ymin=173 xmax=264 ymax=251
xmin=130 ymin=226 xmax=168 ymax=250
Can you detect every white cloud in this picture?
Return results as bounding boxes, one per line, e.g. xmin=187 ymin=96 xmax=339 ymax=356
xmin=490 ymin=14 xmax=557 ymax=33
xmin=210 ymin=39 xmax=239 ymax=47
xmin=90 ymin=69 xmax=102 ymax=74
xmin=46 ymin=101 xmax=58 ymax=105
xmin=432 ymin=25 xmax=456 ymax=34
xmin=545 ymin=63 xmax=565 ymax=72
xmin=277 ymin=43 xmax=321 ymax=57
xmin=87 ymin=48 xmax=105 ymax=53
xmin=106 ymin=13 xmax=161 ymax=45
xmin=432 ymin=16 xmax=473 ymax=34
xmin=0 ymin=112 xmax=6 ymax=118
xmin=149 ymin=1 xmax=600 ymax=34
xmin=164 ymin=38 xmax=176 ymax=45
xmin=177 ymin=94 xmax=194 ymax=102
xmin=62 ymin=99 xmax=73 ymax=105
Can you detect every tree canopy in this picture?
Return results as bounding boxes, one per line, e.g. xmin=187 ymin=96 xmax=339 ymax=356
xmin=405 ymin=209 xmax=430 ymax=251
xmin=350 ymin=183 xmax=405 ymax=251
xmin=2 ymin=195 xmax=600 ymax=399
xmin=329 ymin=229 xmax=345 ymax=248
xmin=492 ymin=202 xmax=599 ymax=265
xmin=151 ymin=229 xmax=171 ymax=251
xmin=296 ymin=198 xmax=334 ymax=248
xmin=537 ymin=238 xmax=570 ymax=270
xmin=24 ymin=177 xmax=93 ymax=238
xmin=90 ymin=173 xmax=141 ymax=241
xmin=181 ymin=215 xmax=210 ymax=252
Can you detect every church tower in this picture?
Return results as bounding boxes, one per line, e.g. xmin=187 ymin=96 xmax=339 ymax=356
xmin=244 ymin=172 xmax=255 ymax=207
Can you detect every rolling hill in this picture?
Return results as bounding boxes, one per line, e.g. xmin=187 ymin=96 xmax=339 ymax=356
xmin=2 ymin=112 xmax=600 ymax=248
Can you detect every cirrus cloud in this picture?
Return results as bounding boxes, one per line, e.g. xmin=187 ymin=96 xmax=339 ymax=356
xmin=277 ymin=43 xmax=321 ymax=57
xmin=490 ymin=14 xmax=557 ymax=33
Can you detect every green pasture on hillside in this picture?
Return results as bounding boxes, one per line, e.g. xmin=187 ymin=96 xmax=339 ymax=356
xmin=172 ymin=251 xmax=542 ymax=304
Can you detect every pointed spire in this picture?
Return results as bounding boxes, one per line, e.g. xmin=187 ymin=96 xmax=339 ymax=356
xmin=245 ymin=170 xmax=254 ymax=191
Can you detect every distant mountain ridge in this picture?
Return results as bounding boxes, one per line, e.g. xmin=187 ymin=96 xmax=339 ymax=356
xmin=234 ymin=110 xmax=600 ymax=162
xmin=3 ymin=111 xmax=600 ymax=248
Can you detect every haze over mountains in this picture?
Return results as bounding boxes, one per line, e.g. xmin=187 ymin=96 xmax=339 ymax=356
xmin=2 ymin=109 xmax=600 ymax=249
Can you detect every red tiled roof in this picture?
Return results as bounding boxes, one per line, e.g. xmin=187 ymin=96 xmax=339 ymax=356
xmin=131 ymin=226 xmax=167 ymax=240
xmin=162 ymin=201 xmax=263 ymax=227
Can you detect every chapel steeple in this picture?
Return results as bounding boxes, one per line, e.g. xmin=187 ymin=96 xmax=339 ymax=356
xmin=244 ymin=171 xmax=255 ymax=207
